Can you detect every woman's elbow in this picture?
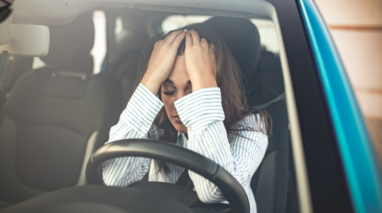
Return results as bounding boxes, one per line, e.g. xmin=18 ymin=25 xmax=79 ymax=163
xmin=197 ymin=187 xmax=225 ymax=204
xmin=101 ymin=160 xmax=117 ymax=186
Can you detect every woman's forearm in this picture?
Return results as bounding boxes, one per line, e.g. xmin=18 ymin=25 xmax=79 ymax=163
xmin=102 ymin=83 xmax=164 ymax=186
xmin=174 ymin=87 xmax=230 ymax=202
xmin=175 ymin=88 xmax=268 ymax=203
xmin=108 ymin=83 xmax=164 ymax=141
xmin=188 ymin=121 xmax=233 ymax=203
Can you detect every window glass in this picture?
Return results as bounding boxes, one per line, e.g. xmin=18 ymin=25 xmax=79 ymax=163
xmin=161 ymin=15 xmax=212 ymax=33
xmin=115 ymin=16 xmax=124 ymax=36
xmin=32 ymin=57 xmax=46 ymax=70
xmin=250 ymin=19 xmax=279 ymax=53
xmin=7 ymin=5 xmax=305 ymax=212
xmin=90 ymin=10 xmax=106 ymax=74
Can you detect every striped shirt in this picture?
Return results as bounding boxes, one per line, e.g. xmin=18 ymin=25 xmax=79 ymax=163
xmin=102 ymin=83 xmax=268 ymax=213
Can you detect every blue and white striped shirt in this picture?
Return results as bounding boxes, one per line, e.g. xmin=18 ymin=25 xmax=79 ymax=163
xmin=102 ymin=83 xmax=268 ymax=213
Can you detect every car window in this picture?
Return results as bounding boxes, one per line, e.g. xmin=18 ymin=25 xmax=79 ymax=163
xmin=32 ymin=56 xmax=45 ymax=69
xmin=0 ymin=2 xmax=319 ymax=213
xmin=90 ymin=10 xmax=106 ymax=74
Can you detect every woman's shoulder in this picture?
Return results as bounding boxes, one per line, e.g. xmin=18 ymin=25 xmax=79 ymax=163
xmin=235 ymin=112 xmax=266 ymax=132
xmin=227 ymin=112 xmax=269 ymax=144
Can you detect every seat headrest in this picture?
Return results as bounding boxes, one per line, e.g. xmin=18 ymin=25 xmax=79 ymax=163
xmin=40 ymin=13 xmax=94 ymax=73
xmin=204 ymin=17 xmax=285 ymax=107
xmin=203 ymin=17 xmax=261 ymax=80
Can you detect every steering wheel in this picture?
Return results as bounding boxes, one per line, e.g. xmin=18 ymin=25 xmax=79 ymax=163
xmin=86 ymin=139 xmax=250 ymax=213
xmin=0 ymin=139 xmax=249 ymax=213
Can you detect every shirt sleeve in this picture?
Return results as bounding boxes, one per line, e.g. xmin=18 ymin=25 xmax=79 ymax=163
xmin=102 ymin=83 xmax=164 ymax=186
xmin=174 ymin=87 xmax=268 ymax=203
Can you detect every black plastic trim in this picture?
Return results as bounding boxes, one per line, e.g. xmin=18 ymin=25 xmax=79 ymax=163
xmin=264 ymin=0 xmax=355 ymax=212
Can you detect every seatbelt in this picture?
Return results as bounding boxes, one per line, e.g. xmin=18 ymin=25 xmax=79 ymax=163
xmin=140 ymin=163 xmax=150 ymax=182
xmin=176 ymin=169 xmax=194 ymax=189
xmin=140 ymin=171 xmax=149 ymax=182
xmin=252 ymin=92 xmax=285 ymax=109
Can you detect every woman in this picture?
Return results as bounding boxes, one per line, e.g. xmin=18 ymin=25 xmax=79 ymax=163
xmin=102 ymin=24 xmax=269 ymax=213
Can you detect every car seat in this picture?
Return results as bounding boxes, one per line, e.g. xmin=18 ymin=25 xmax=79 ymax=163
xmin=107 ymin=11 xmax=150 ymax=106
xmin=204 ymin=17 xmax=290 ymax=213
xmin=0 ymin=13 xmax=122 ymax=207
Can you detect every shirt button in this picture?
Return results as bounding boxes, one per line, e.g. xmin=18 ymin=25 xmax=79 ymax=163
xmin=189 ymin=126 xmax=192 ymax=131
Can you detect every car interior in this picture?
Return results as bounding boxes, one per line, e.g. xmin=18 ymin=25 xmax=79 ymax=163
xmin=0 ymin=4 xmax=299 ymax=213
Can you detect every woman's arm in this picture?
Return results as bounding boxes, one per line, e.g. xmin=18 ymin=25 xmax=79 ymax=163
xmin=102 ymin=83 xmax=163 ymax=186
xmin=175 ymin=88 xmax=268 ymax=203
xmin=102 ymin=30 xmax=187 ymax=186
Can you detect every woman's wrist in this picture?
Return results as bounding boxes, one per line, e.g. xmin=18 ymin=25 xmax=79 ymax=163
xmin=141 ymin=73 xmax=161 ymax=95
xmin=191 ymin=75 xmax=217 ymax=92
xmin=123 ymin=83 xmax=164 ymax=134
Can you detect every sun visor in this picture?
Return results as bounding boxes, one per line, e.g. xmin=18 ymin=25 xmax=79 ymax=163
xmin=0 ymin=24 xmax=49 ymax=57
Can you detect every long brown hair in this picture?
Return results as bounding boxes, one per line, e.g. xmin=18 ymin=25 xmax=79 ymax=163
xmin=133 ymin=24 xmax=270 ymax=174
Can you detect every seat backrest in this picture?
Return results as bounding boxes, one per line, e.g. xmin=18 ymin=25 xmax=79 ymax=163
xmin=114 ymin=50 xmax=141 ymax=106
xmin=0 ymin=13 xmax=122 ymax=205
xmin=204 ymin=17 xmax=290 ymax=213
xmin=250 ymin=49 xmax=289 ymax=213
xmin=110 ymin=12 xmax=150 ymax=106
xmin=251 ymin=87 xmax=289 ymax=213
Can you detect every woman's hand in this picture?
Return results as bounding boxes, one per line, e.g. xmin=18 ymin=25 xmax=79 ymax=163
xmin=141 ymin=30 xmax=187 ymax=95
xmin=185 ymin=30 xmax=217 ymax=92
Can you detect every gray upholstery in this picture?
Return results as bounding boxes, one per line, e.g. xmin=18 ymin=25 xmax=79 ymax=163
xmin=203 ymin=17 xmax=262 ymax=96
xmin=250 ymin=47 xmax=289 ymax=213
xmin=251 ymin=88 xmax=289 ymax=213
xmin=0 ymin=13 xmax=123 ymax=205
xmin=40 ymin=13 xmax=95 ymax=73
xmin=114 ymin=51 xmax=140 ymax=106
xmin=109 ymin=12 xmax=151 ymax=106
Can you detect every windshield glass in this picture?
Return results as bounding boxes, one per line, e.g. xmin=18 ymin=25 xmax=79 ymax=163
xmin=0 ymin=1 xmax=306 ymax=213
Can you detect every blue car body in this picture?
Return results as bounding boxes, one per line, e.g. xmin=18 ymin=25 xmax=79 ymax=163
xmin=298 ymin=1 xmax=382 ymax=212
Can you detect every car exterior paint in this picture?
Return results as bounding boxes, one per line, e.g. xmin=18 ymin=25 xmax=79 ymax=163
xmin=298 ymin=0 xmax=382 ymax=212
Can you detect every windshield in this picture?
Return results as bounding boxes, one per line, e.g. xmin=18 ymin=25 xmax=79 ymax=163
xmin=0 ymin=1 xmax=308 ymax=213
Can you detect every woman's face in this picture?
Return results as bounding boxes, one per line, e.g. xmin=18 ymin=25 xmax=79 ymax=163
xmin=161 ymin=55 xmax=191 ymax=133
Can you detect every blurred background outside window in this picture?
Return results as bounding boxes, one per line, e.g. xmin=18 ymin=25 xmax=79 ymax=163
xmin=315 ymin=0 xmax=382 ymax=165
xmin=90 ymin=10 xmax=106 ymax=74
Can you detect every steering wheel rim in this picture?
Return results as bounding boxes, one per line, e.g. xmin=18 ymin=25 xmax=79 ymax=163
xmin=86 ymin=138 xmax=250 ymax=213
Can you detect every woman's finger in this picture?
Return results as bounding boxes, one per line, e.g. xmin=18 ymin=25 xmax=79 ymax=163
xmin=171 ymin=31 xmax=187 ymax=47
xmin=201 ymin=38 xmax=208 ymax=47
xmin=185 ymin=31 xmax=193 ymax=47
xmin=190 ymin=29 xmax=200 ymax=45
xmin=164 ymin=30 xmax=183 ymax=45
xmin=154 ymin=40 xmax=163 ymax=48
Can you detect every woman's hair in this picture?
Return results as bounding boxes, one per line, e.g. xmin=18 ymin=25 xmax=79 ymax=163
xmin=133 ymin=23 xmax=271 ymax=174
